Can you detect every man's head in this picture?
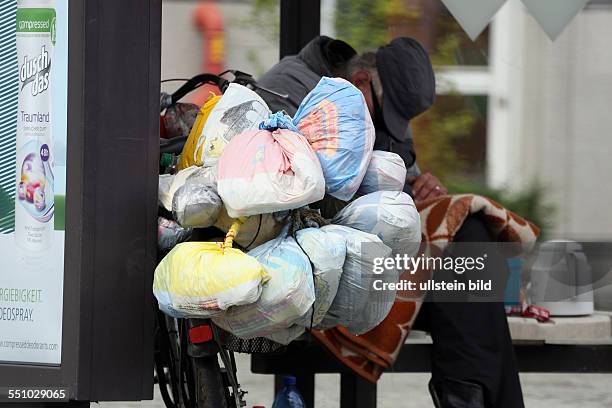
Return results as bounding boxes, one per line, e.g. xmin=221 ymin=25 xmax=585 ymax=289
xmin=344 ymin=37 xmax=436 ymax=142
xmin=345 ymin=52 xmax=381 ymax=122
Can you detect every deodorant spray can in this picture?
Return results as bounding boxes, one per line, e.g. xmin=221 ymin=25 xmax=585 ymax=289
xmin=15 ymin=0 xmax=55 ymax=251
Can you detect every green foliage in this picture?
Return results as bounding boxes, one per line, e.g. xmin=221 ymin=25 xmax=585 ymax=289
xmin=246 ymin=0 xmax=280 ymax=43
xmin=242 ymin=0 xmax=280 ymax=76
xmin=411 ymin=93 xmax=478 ymax=180
xmin=335 ymin=0 xmax=390 ymax=52
xmin=430 ymin=34 xmax=462 ymax=66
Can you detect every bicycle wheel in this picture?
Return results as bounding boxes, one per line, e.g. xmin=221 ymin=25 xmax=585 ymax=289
xmin=192 ymin=355 xmax=229 ymax=408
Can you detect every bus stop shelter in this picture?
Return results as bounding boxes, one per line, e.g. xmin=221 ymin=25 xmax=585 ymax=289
xmin=0 ymin=0 xmax=319 ymax=405
xmin=0 ymin=1 xmax=610 ymax=407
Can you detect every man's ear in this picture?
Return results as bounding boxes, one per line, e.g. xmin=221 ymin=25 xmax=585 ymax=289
xmin=350 ymin=70 xmax=371 ymax=89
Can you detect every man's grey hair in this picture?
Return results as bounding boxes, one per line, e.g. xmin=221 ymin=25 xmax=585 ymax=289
xmin=344 ymin=52 xmax=383 ymax=100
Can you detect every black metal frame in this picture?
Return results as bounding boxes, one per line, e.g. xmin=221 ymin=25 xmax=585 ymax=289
xmin=280 ymin=0 xmax=321 ymax=59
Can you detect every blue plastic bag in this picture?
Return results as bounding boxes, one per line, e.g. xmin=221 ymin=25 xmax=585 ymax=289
xmin=293 ymin=77 xmax=375 ymax=201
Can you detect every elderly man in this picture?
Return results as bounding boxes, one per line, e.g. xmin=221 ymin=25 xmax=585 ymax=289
xmin=257 ymin=36 xmax=445 ymax=202
xmin=256 ymin=36 xmax=524 ymax=408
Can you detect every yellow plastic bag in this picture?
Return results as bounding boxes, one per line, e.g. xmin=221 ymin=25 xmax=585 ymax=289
xmin=153 ymin=221 xmax=268 ymax=318
xmin=177 ymin=94 xmax=222 ymax=170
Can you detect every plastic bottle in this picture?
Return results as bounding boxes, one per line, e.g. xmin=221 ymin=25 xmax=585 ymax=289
xmin=15 ymin=0 xmax=56 ymax=251
xmin=271 ymin=376 xmax=306 ymax=408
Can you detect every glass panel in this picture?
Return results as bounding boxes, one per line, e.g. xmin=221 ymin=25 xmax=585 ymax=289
xmin=321 ymin=0 xmax=489 ymax=66
xmin=412 ymin=94 xmax=488 ymax=181
xmin=321 ymin=0 xmax=490 ymax=183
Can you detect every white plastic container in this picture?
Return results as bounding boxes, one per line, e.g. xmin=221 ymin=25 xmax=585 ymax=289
xmin=15 ymin=0 xmax=55 ymax=251
xmin=529 ymin=241 xmax=594 ymax=316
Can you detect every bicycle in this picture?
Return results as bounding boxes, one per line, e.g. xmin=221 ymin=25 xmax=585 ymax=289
xmin=154 ymin=71 xmax=287 ymax=408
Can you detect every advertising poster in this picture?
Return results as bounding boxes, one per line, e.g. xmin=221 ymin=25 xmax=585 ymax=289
xmin=0 ymin=0 xmax=68 ymax=365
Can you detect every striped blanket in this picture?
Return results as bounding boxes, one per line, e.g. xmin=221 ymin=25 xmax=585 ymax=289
xmin=310 ymin=194 xmax=540 ymax=383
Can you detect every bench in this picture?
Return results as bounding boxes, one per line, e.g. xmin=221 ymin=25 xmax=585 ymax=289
xmin=251 ymin=314 xmax=612 ymax=408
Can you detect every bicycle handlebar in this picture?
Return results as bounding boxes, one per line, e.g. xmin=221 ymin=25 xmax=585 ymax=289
xmin=160 ymin=70 xmax=289 ymax=153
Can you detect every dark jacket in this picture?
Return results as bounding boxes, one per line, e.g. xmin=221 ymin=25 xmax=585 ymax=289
xmin=256 ymin=36 xmax=418 ymax=173
xmin=256 ymin=36 xmax=342 ymax=116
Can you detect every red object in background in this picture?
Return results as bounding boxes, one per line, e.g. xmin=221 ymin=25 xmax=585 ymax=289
xmin=507 ymin=303 xmax=551 ymax=323
xmin=192 ymin=1 xmax=225 ymax=104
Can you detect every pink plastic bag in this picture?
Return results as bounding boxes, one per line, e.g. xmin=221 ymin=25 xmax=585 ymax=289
xmin=217 ymin=129 xmax=325 ymax=218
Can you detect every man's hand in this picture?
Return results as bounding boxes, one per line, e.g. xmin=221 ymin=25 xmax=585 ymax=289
xmin=407 ymin=172 xmax=447 ymax=203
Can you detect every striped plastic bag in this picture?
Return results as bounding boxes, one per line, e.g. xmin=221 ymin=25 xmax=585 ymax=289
xmin=213 ymin=226 xmax=315 ymax=343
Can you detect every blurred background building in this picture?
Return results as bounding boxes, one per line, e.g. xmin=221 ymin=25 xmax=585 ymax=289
xmin=160 ymin=0 xmax=612 ymax=240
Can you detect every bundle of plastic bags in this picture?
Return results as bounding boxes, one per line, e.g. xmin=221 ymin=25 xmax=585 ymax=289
xmin=217 ymin=129 xmax=325 ymax=217
xmin=155 ymin=77 xmax=415 ymax=341
xmin=333 ymin=191 xmax=421 ymax=256
xmin=197 ymin=84 xmax=271 ymax=168
xmin=358 ymin=151 xmax=407 ymax=194
xmin=153 ymin=222 xmax=267 ymax=318
xmin=213 ymin=226 xmax=315 ymax=343
xmin=294 ymin=227 xmax=346 ymax=326
xmin=317 ymin=225 xmax=393 ymax=334
xmin=172 ymin=166 xmax=221 ymax=228
xmin=293 ymin=77 xmax=375 ymax=201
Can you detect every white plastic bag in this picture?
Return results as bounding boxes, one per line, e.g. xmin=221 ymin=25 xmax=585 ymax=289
xmin=213 ymin=226 xmax=315 ymax=339
xmin=333 ymin=191 xmax=421 ymax=256
xmin=217 ymin=129 xmax=325 ymax=217
xmin=173 ymin=167 xmax=222 ymax=228
xmin=158 ymin=166 xmax=199 ymax=211
xmin=318 ymin=225 xmax=394 ymax=334
xmin=358 ymin=151 xmax=407 ymax=194
xmin=294 ymin=227 xmax=346 ymax=326
xmin=197 ymin=83 xmax=271 ymax=167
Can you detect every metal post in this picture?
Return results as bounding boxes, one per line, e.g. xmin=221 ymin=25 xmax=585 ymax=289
xmin=340 ymin=374 xmax=377 ymax=408
xmin=280 ymin=0 xmax=321 ymax=58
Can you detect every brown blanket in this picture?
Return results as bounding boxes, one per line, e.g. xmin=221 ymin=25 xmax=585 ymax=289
xmin=310 ymin=194 xmax=540 ymax=383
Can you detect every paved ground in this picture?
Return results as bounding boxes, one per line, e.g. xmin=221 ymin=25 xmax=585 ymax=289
xmin=97 ymin=354 xmax=612 ymax=408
